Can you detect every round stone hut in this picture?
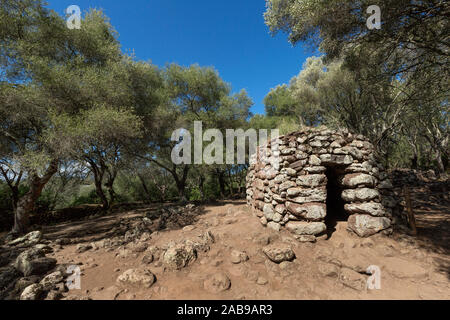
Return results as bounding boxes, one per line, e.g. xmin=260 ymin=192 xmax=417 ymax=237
xmin=246 ymin=126 xmax=401 ymax=240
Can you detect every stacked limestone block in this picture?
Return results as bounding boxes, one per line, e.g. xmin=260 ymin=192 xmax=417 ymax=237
xmin=246 ymin=126 xmax=401 ymax=239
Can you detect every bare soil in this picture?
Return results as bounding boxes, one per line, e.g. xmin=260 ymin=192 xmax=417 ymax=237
xmin=40 ymin=181 xmax=449 ymax=300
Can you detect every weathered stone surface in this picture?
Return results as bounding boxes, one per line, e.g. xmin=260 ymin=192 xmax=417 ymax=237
xmin=304 ymin=166 xmax=327 ymax=174
xmin=342 ymin=174 xmax=376 ymax=188
xmin=20 ymin=284 xmax=44 ymax=300
xmin=345 ymin=202 xmax=389 ymax=217
xmin=320 ymin=154 xmax=353 ymax=165
xmin=275 ymin=204 xmax=286 ymax=214
xmin=279 ymin=181 xmax=296 ymax=192
xmin=231 ymin=250 xmax=249 ymax=264
xmin=318 ymin=263 xmax=340 ymax=278
xmin=39 ymin=271 xmax=64 ymax=291
xmin=267 ymin=222 xmax=281 ymax=232
xmin=8 ymin=231 xmax=42 ymax=247
xmin=347 ymin=214 xmax=391 ymax=237
xmin=14 ymin=248 xmax=57 ymax=277
xmin=309 ymin=155 xmax=321 ymax=166
xmin=341 ymin=188 xmax=380 ymax=202
xmin=263 ymin=204 xmax=274 ymax=220
xmin=296 ymin=174 xmax=326 ymax=188
xmin=289 ymin=188 xmax=327 ymax=204
xmin=203 ymin=273 xmax=231 ymax=293
xmin=262 ymin=245 xmax=295 ymax=263
xmin=286 ymin=222 xmax=327 ymax=236
xmin=163 ymin=243 xmax=197 ymax=270
xmin=116 ymin=269 xmax=155 ymax=288
xmin=286 ymin=202 xmax=326 ymax=220
xmin=339 ymin=268 xmax=366 ymax=291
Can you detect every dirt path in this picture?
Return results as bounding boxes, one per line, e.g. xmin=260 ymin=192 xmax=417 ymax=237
xmin=42 ymin=191 xmax=449 ymax=300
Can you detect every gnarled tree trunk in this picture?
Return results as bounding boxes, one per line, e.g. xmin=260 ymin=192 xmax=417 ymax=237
xmin=12 ymin=160 xmax=58 ymax=235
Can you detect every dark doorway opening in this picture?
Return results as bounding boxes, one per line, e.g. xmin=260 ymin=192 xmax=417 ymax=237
xmin=325 ymin=166 xmax=348 ymax=238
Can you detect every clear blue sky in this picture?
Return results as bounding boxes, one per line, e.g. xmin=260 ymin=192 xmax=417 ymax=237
xmin=47 ymin=0 xmax=317 ymax=115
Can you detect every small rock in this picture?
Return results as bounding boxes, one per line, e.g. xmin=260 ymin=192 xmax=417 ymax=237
xmin=256 ymin=277 xmax=268 ymax=285
xmin=203 ymin=273 xmax=231 ymax=294
xmin=318 ymin=263 xmax=340 ymax=278
xmin=230 ymin=250 xmax=249 ymax=264
xmin=262 ymin=245 xmax=295 ymax=263
xmin=182 ymin=225 xmax=195 ymax=232
xmin=76 ymin=244 xmax=93 ymax=254
xmin=116 ymin=269 xmax=156 ymax=288
xmin=142 ymin=253 xmax=154 ymax=264
xmin=339 ymin=268 xmax=366 ymax=291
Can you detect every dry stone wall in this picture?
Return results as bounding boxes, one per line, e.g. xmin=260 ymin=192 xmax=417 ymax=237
xmin=246 ymin=126 xmax=402 ymax=239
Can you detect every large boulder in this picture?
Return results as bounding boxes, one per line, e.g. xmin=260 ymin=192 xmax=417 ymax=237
xmin=14 ymin=248 xmax=57 ymax=277
xmin=347 ymin=214 xmax=391 ymax=237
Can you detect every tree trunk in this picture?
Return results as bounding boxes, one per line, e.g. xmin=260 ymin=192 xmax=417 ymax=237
xmin=12 ymin=160 xmax=58 ymax=235
xmin=95 ymin=180 xmax=109 ymax=211
xmin=435 ymin=149 xmax=445 ymax=174
xmin=138 ymin=174 xmax=152 ymax=203
xmin=217 ymin=171 xmax=226 ymax=199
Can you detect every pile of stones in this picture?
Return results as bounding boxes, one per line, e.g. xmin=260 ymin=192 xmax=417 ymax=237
xmin=246 ymin=126 xmax=403 ymax=239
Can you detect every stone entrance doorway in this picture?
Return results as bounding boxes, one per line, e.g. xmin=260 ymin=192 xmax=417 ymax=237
xmin=324 ymin=166 xmax=348 ymax=238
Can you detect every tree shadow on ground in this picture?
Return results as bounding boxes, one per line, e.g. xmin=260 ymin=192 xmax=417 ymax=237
xmin=392 ymin=180 xmax=450 ymax=280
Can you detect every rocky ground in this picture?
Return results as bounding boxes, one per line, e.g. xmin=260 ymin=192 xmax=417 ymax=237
xmin=0 ymin=176 xmax=449 ymax=300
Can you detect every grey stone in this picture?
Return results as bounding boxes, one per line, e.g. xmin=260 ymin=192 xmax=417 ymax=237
xmin=262 ymin=245 xmax=295 ymax=263
xmin=339 ymin=268 xmax=366 ymax=291
xmin=345 ymin=202 xmax=389 ymax=217
xmin=8 ymin=231 xmax=42 ymax=247
xmin=279 ymin=181 xmax=296 ymax=192
xmin=342 ymin=188 xmax=380 ymax=202
xmin=342 ymin=174 xmax=376 ymax=188
xmin=286 ymin=202 xmax=326 ymax=221
xmin=163 ymin=243 xmax=197 ymax=270
xmin=296 ymin=174 xmax=327 ymax=188
xmin=286 ymin=222 xmax=327 ymax=236
xmin=20 ymin=284 xmax=45 ymax=300
xmin=14 ymin=248 xmax=57 ymax=277
xmin=347 ymin=214 xmax=391 ymax=237
xmin=289 ymin=188 xmax=327 ymax=204
xmin=40 ymin=271 xmax=64 ymax=291
xmin=267 ymin=222 xmax=281 ymax=232
xmin=116 ymin=269 xmax=155 ymax=288
xmin=203 ymin=273 xmax=231 ymax=293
